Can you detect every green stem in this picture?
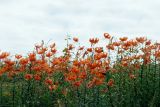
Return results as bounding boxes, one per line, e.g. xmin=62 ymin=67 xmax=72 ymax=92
xmin=0 ymin=78 xmax=3 ymax=105
xmin=108 ymin=87 xmax=114 ymax=107
xmin=83 ymin=83 xmax=86 ymax=106
xmin=12 ymin=77 xmax=15 ymax=107
xmin=141 ymin=64 xmax=144 ymax=85
xmin=154 ymin=58 xmax=157 ymax=90
xmin=96 ymin=87 xmax=100 ymax=106
xmin=159 ymin=63 xmax=160 ymax=101
xmin=76 ymin=88 xmax=80 ymax=107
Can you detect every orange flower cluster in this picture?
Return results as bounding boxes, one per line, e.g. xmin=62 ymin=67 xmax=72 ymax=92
xmin=0 ymin=33 xmax=160 ymax=93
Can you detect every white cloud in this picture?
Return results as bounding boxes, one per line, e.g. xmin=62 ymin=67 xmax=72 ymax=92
xmin=0 ymin=0 xmax=160 ymax=55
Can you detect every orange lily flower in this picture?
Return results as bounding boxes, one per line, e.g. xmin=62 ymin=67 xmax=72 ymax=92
xmin=104 ymin=33 xmax=111 ymax=39
xmin=119 ymin=37 xmax=128 ymax=42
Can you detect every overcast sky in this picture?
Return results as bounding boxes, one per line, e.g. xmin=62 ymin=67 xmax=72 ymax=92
xmin=0 ymin=0 xmax=160 ymax=55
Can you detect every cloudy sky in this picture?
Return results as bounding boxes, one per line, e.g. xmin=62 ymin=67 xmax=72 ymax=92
xmin=0 ymin=0 xmax=160 ymax=55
